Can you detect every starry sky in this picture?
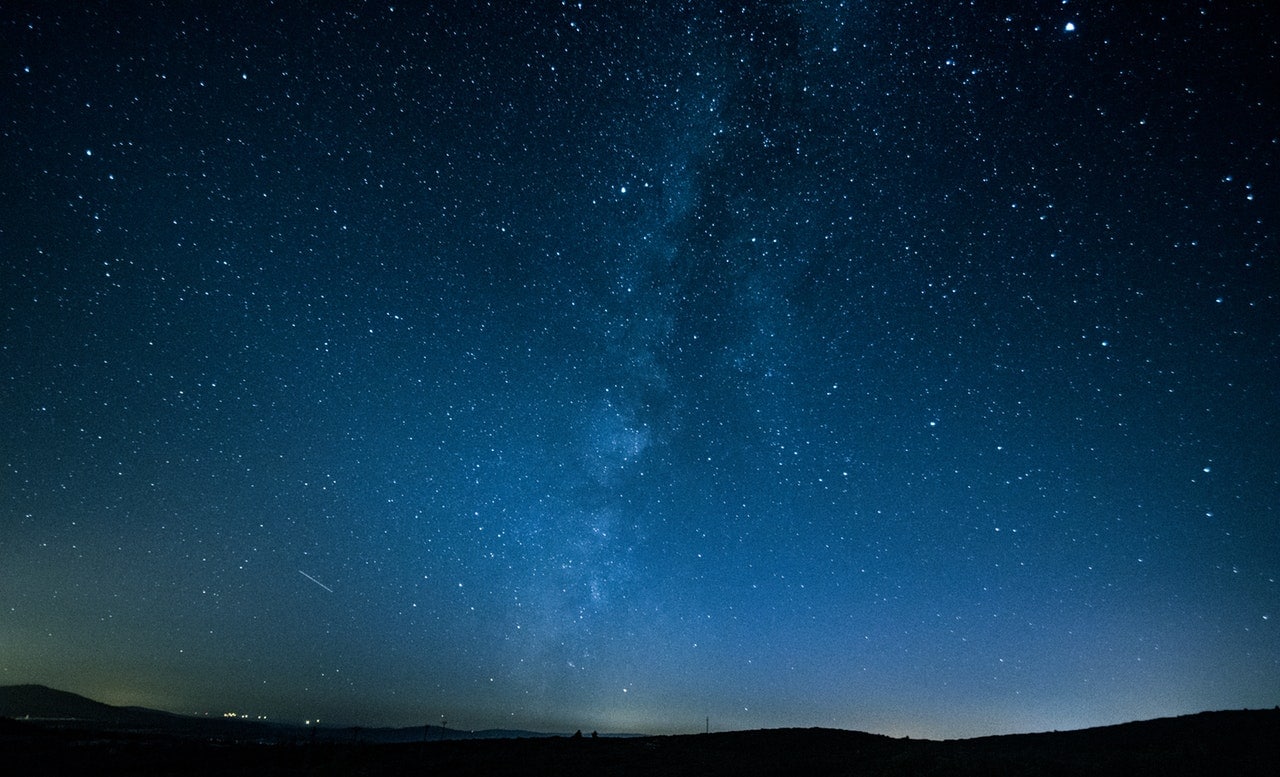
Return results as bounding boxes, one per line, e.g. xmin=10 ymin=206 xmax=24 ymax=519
xmin=2 ymin=1 xmax=1277 ymax=739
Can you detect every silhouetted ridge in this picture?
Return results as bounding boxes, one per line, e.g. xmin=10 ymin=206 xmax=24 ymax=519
xmin=0 ymin=685 xmax=128 ymax=721
xmin=3 ymin=686 xmax=1277 ymax=775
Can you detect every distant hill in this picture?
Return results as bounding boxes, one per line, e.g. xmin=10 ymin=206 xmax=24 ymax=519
xmin=3 ymin=685 xmax=1278 ymax=775
xmin=3 ymin=711 xmax=1278 ymax=776
xmin=0 ymin=685 xmax=564 ymax=742
xmin=0 ymin=684 xmax=286 ymax=739
xmin=0 ymin=684 xmax=126 ymax=721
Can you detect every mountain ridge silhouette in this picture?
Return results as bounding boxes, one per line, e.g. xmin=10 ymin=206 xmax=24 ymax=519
xmin=4 ymin=684 xmax=1278 ymax=775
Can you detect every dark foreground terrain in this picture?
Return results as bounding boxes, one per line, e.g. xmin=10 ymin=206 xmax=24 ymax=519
xmin=4 ymin=708 xmax=1279 ymax=777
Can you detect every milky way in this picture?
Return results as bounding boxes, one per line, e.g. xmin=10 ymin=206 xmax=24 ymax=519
xmin=2 ymin=2 xmax=1277 ymax=738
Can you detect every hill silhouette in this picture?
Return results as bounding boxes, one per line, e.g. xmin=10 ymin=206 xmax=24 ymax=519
xmin=3 ymin=685 xmax=1277 ymax=775
xmin=0 ymin=684 xmax=128 ymax=720
xmin=0 ymin=683 xmax=291 ymax=740
xmin=0 ymin=684 xmax=573 ymax=742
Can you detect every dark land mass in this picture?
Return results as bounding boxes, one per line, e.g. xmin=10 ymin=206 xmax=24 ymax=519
xmin=2 ymin=686 xmax=1278 ymax=776
xmin=0 ymin=685 xmax=568 ymax=743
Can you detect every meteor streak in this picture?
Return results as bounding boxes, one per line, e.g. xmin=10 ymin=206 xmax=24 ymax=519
xmin=298 ymin=570 xmax=333 ymax=593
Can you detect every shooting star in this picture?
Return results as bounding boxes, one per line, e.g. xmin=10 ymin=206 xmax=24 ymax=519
xmin=298 ymin=570 xmax=334 ymax=593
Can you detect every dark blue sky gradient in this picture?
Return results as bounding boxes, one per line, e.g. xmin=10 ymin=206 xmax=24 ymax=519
xmin=2 ymin=2 xmax=1277 ymax=738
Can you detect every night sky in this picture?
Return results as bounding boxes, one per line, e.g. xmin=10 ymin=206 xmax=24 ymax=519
xmin=2 ymin=1 xmax=1277 ymax=739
